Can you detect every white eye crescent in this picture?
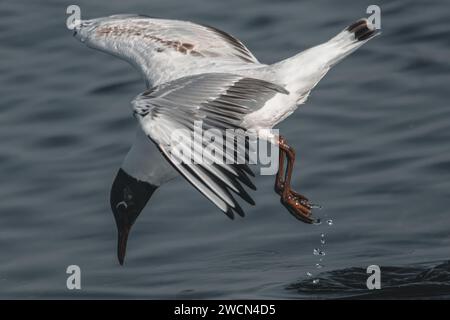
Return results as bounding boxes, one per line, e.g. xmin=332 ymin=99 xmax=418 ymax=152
xmin=116 ymin=201 xmax=128 ymax=210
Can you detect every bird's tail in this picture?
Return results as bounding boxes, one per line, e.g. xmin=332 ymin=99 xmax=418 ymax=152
xmin=272 ymin=18 xmax=379 ymax=99
xmin=325 ymin=18 xmax=378 ymax=66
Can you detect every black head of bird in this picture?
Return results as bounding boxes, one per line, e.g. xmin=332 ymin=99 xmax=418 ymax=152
xmin=110 ymin=168 xmax=157 ymax=265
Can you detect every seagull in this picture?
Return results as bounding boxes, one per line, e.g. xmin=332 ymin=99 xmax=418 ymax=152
xmin=72 ymin=15 xmax=377 ymax=264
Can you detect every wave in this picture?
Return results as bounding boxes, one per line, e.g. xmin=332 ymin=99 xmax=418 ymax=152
xmin=287 ymin=261 xmax=450 ymax=299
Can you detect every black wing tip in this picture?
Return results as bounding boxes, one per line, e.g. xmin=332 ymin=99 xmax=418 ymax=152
xmin=238 ymin=170 xmax=257 ymax=190
xmin=239 ymin=164 xmax=255 ymax=177
xmin=239 ymin=176 xmax=257 ymax=191
xmin=199 ymin=24 xmax=258 ymax=64
xmin=224 ymin=208 xmax=235 ymax=220
xmin=233 ymin=185 xmax=256 ymax=206
xmin=223 ymin=201 xmax=247 ymax=219
xmin=247 ymin=198 xmax=256 ymax=206
xmin=232 ymin=203 xmax=246 ymax=218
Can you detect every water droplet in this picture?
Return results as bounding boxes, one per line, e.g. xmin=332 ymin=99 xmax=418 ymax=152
xmin=312 ymin=279 xmax=320 ymax=285
xmin=313 ymin=218 xmax=322 ymax=225
xmin=315 ymin=263 xmax=323 ymax=269
xmin=311 ymin=203 xmax=322 ymax=209
xmin=306 ymin=272 xmax=313 ymax=277
xmin=314 ymin=248 xmax=325 ymax=256
xmin=326 ymin=219 xmax=333 ymax=226
xmin=321 ymin=238 xmax=326 ymax=245
xmin=313 ymin=248 xmax=325 ymax=256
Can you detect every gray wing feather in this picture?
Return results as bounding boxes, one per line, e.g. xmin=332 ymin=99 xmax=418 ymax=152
xmin=133 ymin=73 xmax=288 ymax=218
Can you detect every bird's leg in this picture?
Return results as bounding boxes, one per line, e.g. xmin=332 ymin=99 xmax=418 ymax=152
xmin=276 ymin=136 xmax=315 ymax=224
xmin=274 ymin=143 xmax=285 ymax=195
xmin=274 ymin=143 xmax=308 ymax=201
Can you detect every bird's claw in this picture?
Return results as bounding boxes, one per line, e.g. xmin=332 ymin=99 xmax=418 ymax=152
xmin=280 ymin=189 xmax=316 ymax=224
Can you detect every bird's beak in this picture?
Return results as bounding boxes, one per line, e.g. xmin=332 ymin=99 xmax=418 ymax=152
xmin=117 ymin=224 xmax=131 ymax=265
xmin=113 ymin=203 xmax=134 ymax=266
xmin=112 ymin=199 xmax=141 ymax=266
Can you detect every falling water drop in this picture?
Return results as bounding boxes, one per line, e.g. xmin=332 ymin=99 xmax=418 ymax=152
xmin=311 ymin=220 xmax=330 ymax=284
xmin=313 ymin=248 xmax=326 ymax=256
xmin=320 ymin=233 xmax=326 ymax=245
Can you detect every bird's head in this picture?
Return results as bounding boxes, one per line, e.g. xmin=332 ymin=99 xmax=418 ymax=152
xmin=110 ymin=168 xmax=157 ymax=265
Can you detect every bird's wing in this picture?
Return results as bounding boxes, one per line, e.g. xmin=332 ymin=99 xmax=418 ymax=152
xmin=132 ymin=73 xmax=289 ymax=218
xmin=83 ymin=15 xmax=259 ymax=85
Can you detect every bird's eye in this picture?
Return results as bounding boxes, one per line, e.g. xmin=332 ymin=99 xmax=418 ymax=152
xmin=116 ymin=201 xmax=128 ymax=210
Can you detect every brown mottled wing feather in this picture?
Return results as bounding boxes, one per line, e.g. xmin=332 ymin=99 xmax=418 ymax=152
xmin=94 ymin=15 xmax=259 ymax=64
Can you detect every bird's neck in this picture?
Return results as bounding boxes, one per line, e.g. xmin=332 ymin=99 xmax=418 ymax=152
xmin=122 ymin=129 xmax=177 ymax=185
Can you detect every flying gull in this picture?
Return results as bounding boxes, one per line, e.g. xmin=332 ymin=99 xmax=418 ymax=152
xmin=72 ymin=15 xmax=377 ymax=264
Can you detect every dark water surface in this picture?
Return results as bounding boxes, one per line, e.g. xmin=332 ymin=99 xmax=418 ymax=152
xmin=1 ymin=0 xmax=449 ymax=299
